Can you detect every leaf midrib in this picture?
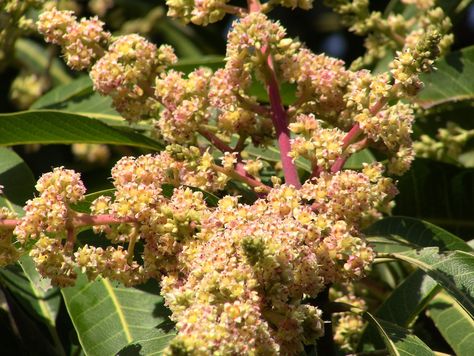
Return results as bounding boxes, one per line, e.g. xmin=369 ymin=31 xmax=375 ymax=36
xmin=103 ymin=279 xmax=133 ymax=343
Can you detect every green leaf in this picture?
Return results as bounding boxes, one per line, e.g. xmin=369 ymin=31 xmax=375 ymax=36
xmin=340 ymin=302 xmax=435 ymax=356
xmin=71 ymin=189 xmax=116 ymax=214
xmin=245 ymin=144 xmax=311 ymax=173
xmin=170 ymin=55 xmax=224 ymax=73
xmin=0 ymin=257 xmax=61 ymax=328
xmin=62 ymin=274 xmax=173 ymax=356
xmin=15 ymin=39 xmax=71 ymax=85
xmin=374 ymin=270 xmax=439 ymax=326
xmin=30 ymin=77 xmax=148 ymax=130
xmin=0 ymin=148 xmax=62 ymax=341
xmin=373 ymin=50 xmax=395 ymax=74
xmin=30 ymin=57 xmax=225 ymax=111
xmin=0 ymin=147 xmax=35 ymax=214
xmin=366 ymin=216 xmax=472 ymax=253
xmin=31 ymin=76 xmax=94 ymax=110
xmin=363 ymin=313 xmax=436 ymax=356
xmin=359 ymin=270 xmax=440 ymax=351
xmin=343 ymin=149 xmax=375 ymax=169
xmin=155 ymin=18 xmax=203 ymax=58
xmin=416 ymin=46 xmax=474 ymax=109
xmin=426 ymin=291 xmax=474 ymax=356
xmin=387 ymin=248 xmax=474 ymax=320
xmin=393 ymin=158 xmax=474 ymax=238
xmin=117 ymin=326 xmax=175 ymax=356
xmin=0 ymin=111 xmax=163 ymax=150
xmin=31 ymin=87 xmax=133 ymax=129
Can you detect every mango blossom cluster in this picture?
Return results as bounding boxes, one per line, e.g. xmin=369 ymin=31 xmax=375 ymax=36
xmin=2 ymin=161 xmax=393 ymax=354
xmin=0 ymin=0 xmax=452 ymax=354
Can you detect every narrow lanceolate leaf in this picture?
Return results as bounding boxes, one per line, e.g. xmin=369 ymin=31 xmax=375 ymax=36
xmin=62 ymin=274 xmax=173 ymax=356
xmin=170 ymin=55 xmax=224 ymax=73
xmin=156 ymin=18 xmax=204 ymax=58
xmin=366 ymin=216 xmax=472 ymax=253
xmin=0 ymin=147 xmax=35 ymax=214
xmin=30 ymin=75 xmax=136 ymax=129
xmin=15 ymin=39 xmax=71 ymax=85
xmin=31 ymin=76 xmax=94 ymax=110
xmin=363 ymin=313 xmax=435 ymax=356
xmin=427 ymin=291 xmax=474 ymax=356
xmin=388 ymin=248 xmax=474 ymax=319
xmin=0 ymin=111 xmax=163 ymax=150
xmin=374 ymin=270 xmax=439 ymax=327
xmin=31 ymin=84 xmax=135 ymax=129
xmin=0 ymin=148 xmax=61 ymax=329
xmin=416 ymin=46 xmax=474 ymax=109
xmin=0 ymin=257 xmax=61 ymax=328
xmin=359 ymin=270 xmax=440 ymax=351
xmin=394 ymin=159 xmax=474 ymax=238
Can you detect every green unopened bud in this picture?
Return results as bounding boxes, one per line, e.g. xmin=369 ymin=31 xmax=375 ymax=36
xmin=242 ymin=236 xmax=266 ymax=265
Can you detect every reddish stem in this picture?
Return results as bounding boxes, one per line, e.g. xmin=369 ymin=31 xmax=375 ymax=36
xmin=234 ymin=135 xmax=248 ymax=153
xmin=236 ymin=93 xmax=270 ymax=116
xmin=219 ymin=4 xmax=248 ymax=17
xmin=331 ymin=138 xmax=369 ymax=173
xmin=342 ymin=123 xmax=362 ymax=149
xmin=332 ymin=82 xmax=397 ymax=174
xmin=199 ymin=128 xmax=233 ymax=153
xmin=247 ymin=0 xmax=261 ymax=12
xmin=0 ymin=214 xmax=135 ymax=231
xmin=310 ymin=164 xmax=324 ymax=180
xmin=212 ymin=163 xmax=271 ymax=193
xmin=72 ymin=213 xmax=136 ymax=227
xmin=369 ymin=83 xmax=400 ymax=116
xmin=64 ymin=225 xmax=76 ymax=253
xmin=331 ymin=156 xmax=347 ymax=173
xmin=0 ymin=219 xmax=20 ymax=229
xmin=329 ymin=123 xmax=363 ymax=174
xmin=264 ymin=48 xmax=301 ymax=188
xmin=199 ymin=129 xmax=267 ymax=191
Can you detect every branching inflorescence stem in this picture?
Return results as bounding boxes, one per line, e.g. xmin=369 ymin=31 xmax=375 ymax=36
xmin=247 ymin=0 xmax=301 ymax=188
xmin=199 ymin=128 xmax=271 ymax=192
xmin=0 ymin=219 xmax=19 ymax=228
xmin=330 ymin=83 xmax=399 ymax=173
xmin=212 ymin=163 xmax=271 ymax=193
xmin=199 ymin=128 xmax=234 ymax=153
xmin=264 ymin=51 xmax=301 ymax=188
xmin=0 ymin=213 xmax=137 ymax=231
xmin=71 ymin=213 xmax=136 ymax=227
